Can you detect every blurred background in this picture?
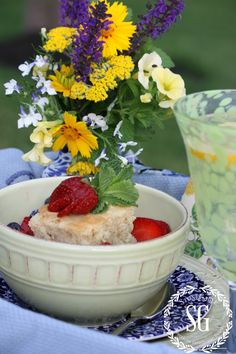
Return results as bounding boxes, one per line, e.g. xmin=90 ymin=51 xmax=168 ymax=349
xmin=0 ymin=0 xmax=236 ymax=174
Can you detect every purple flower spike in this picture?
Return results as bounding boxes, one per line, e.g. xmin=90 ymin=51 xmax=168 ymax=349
xmin=59 ymin=0 xmax=89 ymax=27
xmin=70 ymin=1 xmax=112 ymax=81
xmin=131 ymin=0 xmax=184 ymax=52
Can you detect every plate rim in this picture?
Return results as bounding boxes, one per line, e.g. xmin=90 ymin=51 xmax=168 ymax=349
xmin=90 ymin=257 xmax=214 ymax=341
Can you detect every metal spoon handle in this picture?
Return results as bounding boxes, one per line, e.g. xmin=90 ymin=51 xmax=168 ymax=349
xmin=111 ymin=317 xmax=136 ymax=336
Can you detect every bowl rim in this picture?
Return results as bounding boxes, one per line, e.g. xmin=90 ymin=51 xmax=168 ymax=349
xmin=0 ymin=177 xmax=189 ymax=252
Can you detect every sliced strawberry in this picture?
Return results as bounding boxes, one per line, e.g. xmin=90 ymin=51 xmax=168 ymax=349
xmin=100 ymin=242 xmax=112 ymax=246
xmin=48 ymin=195 xmax=71 ymax=213
xmin=20 ymin=216 xmax=34 ymax=236
xmin=155 ymin=220 xmax=171 ymax=235
xmin=132 ymin=217 xmax=170 ymax=242
xmin=49 ymin=185 xmax=71 ymax=206
xmin=48 ymin=177 xmax=98 ymax=217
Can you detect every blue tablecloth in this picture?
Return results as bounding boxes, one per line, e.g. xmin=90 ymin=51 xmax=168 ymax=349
xmin=0 ymin=148 xmax=206 ymax=354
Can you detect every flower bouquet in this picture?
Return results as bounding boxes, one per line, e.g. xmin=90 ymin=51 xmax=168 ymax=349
xmin=4 ymin=0 xmax=185 ymax=212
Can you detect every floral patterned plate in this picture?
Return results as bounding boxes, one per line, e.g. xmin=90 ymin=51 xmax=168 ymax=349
xmin=0 ymin=262 xmax=212 ymax=342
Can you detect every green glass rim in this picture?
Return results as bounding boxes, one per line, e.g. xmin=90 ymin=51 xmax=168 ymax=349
xmin=173 ymin=89 xmax=236 ymax=130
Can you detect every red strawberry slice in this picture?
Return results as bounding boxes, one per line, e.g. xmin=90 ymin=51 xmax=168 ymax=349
xmin=48 ymin=177 xmax=98 ymax=217
xmin=20 ymin=216 xmax=34 ymax=236
xmin=132 ymin=217 xmax=170 ymax=242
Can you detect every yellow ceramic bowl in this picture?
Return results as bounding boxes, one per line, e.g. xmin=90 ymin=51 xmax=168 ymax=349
xmin=0 ymin=177 xmax=189 ymax=324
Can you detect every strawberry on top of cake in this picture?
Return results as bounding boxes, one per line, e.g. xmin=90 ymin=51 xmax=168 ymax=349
xmin=28 ymin=176 xmax=136 ymax=245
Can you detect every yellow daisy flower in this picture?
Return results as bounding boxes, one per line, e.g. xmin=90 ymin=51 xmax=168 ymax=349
xmin=43 ymin=27 xmax=77 ymax=53
xmin=100 ymin=1 xmax=136 ymax=57
xmin=49 ymin=65 xmax=75 ymax=97
xmin=67 ymin=161 xmax=98 ymax=176
xmin=52 ymin=112 xmax=98 ymax=158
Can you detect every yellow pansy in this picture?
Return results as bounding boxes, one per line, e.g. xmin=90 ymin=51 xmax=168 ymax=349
xmin=22 ymin=144 xmax=51 ymax=165
xmin=152 ymin=67 xmax=185 ymax=108
xmin=30 ymin=120 xmax=62 ymax=148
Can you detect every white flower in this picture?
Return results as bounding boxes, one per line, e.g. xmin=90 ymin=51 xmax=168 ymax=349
xmin=18 ymin=106 xmax=43 ymax=129
xmin=119 ymin=141 xmax=137 ymax=152
xmin=113 ymin=121 xmax=123 ymax=139
xmin=138 ymin=52 xmax=162 ymax=89
xmin=41 ymin=27 xmax=47 ymax=40
xmin=140 ymin=93 xmax=152 ymax=103
xmin=118 ymin=155 xmax=128 ymax=166
xmin=50 ymin=63 xmax=59 ymax=71
xmin=83 ymin=113 xmax=108 ymax=132
xmin=22 ymin=144 xmax=51 ymax=165
xmin=94 ymin=148 xmax=109 ymax=167
xmin=159 ymin=99 xmax=176 ymax=109
xmin=107 ymin=98 xmax=117 ymax=112
xmin=34 ymin=55 xmax=48 ymax=68
xmin=33 ymin=96 xmax=49 ymax=111
xmin=34 ymin=74 xmax=56 ymax=95
xmin=4 ymin=79 xmax=20 ymax=95
xmin=18 ymin=61 xmax=35 ymax=77
xmin=41 ymin=80 xmax=56 ymax=95
xmin=125 ymin=148 xmax=144 ymax=164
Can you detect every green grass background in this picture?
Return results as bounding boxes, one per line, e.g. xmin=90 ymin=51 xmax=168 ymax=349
xmin=0 ymin=0 xmax=236 ymax=174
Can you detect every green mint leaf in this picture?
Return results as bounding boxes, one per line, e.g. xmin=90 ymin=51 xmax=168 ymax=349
xmin=101 ymin=196 xmax=135 ymax=207
xmin=92 ymin=200 xmax=109 ymax=214
xmin=113 ymin=165 xmax=134 ymax=183
xmin=98 ymin=166 xmax=116 ymax=193
xmin=92 ymin=165 xmax=138 ymax=212
xmin=103 ymin=180 xmax=138 ymax=205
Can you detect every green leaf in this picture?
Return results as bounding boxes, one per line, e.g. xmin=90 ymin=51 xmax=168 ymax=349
xmin=105 ymin=158 xmax=123 ymax=174
xmin=184 ymin=240 xmax=204 ymax=259
xmin=92 ymin=164 xmax=139 ymax=212
xmin=104 ymin=180 xmax=138 ymax=205
xmin=192 ymin=204 xmax=198 ymax=221
xmin=114 ymin=165 xmax=134 ymax=182
xmin=126 ymin=79 xmax=140 ymax=98
xmin=137 ymin=39 xmax=175 ymax=68
xmin=92 ymin=200 xmax=108 ymax=214
xmin=154 ymin=48 xmax=175 ymax=68
xmin=98 ymin=166 xmax=116 ymax=192
xmin=120 ymin=119 xmax=135 ymax=141
xmin=126 ymin=7 xmax=133 ymax=21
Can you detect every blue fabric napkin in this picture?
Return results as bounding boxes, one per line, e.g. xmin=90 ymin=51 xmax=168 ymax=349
xmin=0 ymin=148 xmax=206 ymax=354
xmin=0 ymin=148 xmax=189 ymax=200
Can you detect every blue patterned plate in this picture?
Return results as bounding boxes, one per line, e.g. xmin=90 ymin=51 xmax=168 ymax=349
xmin=0 ymin=265 xmax=212 ymax=342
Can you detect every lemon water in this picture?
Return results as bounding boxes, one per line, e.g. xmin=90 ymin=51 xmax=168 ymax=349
xmin=187 ymin=144 xmax=236 ymax=282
